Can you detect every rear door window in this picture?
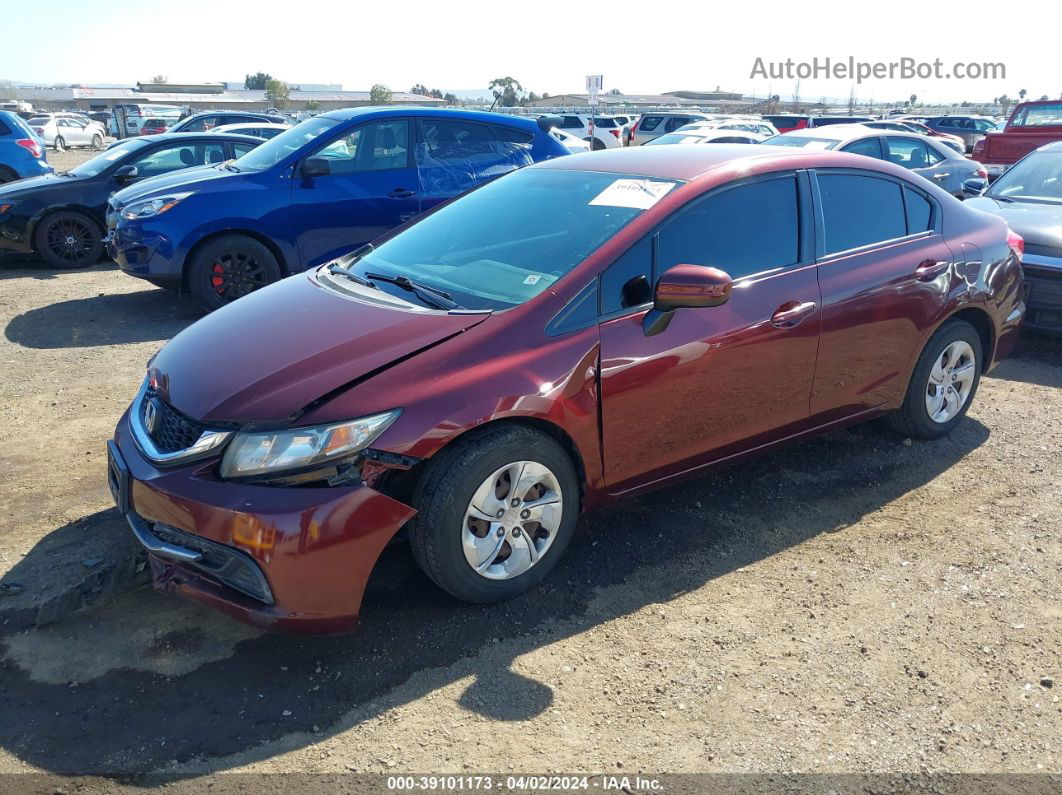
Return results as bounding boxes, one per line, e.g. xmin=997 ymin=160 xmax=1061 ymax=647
xmin=817 ymin=173 xmax=907 ymax=254
xmin=885 ymin=138 xmax=931 ymax=169
xmin=417 ymin=119 xmax=532 ymax=195
xmin=904 ymin=187 xmax=932 ymax=233
xmin=492 ymin=125 xmax=534 ymax=144
xmin=657 ymin=175 xmax=800 ymax=279
xmin=638 ymin=116 xmax=662 ymax=132
xmin=664 ymin=116 xmax=691 ymax=132
xmin=841 ymin=137 xmax=883 ymax=159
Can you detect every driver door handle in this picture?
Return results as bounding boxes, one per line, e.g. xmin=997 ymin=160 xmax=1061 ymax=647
xmin=915 ymin=259 xmax=950 ymax=281
xmin=931 ymin=172 xmax=950 ymax=179
xmin=388 ymin=188 xmax=416 ymax=199
xmin=770 ymin=300 xmax=817 ymax=328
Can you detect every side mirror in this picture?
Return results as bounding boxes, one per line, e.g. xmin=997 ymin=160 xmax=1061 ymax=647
xmin=113 ymin=164 xmax=138 ymax=182
xmin=962 ymin=177 xmax=987 ymax=198
xmin=301 ymin=156 xmax=331 ymax=179
xmin=643 ymin=264 xmax=732 ymax=337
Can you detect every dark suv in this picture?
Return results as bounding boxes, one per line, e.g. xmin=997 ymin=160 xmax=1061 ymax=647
xmin=923 ymin=116 xmax=997 ymax=153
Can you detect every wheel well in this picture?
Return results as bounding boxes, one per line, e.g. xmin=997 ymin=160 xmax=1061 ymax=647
xmin=181 ymin=229 xmax=289 ymax=290
xmin=382 ymin=417 xmax=589 ymax=508
xmin=947 ymin=307 xmax=994 ymax=372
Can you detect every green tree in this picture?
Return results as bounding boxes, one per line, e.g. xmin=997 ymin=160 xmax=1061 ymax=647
xmin=304 ymin=99 xmax=321 ymax=111
xmin=489 ymin=76 xmax=524 ymax=107
xmin=370 ymin=84 xmax=392 ymax=104
xmin=265 ymin=79 xmax=290 ymax=109
xmin=1018 ymin=88 xmax=1027 ymax=101
xmin=443 ymin=92 xmax=459 ymax=105
xmin=410 ymin=83 xmax=430 ymax=96
xmin=245 ymin=72 xmax=273 ymax=90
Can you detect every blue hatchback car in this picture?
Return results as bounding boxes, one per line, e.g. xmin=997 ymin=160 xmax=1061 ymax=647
xmin=0 ymin=111 xmax=51 ymax=183
xmin=108 ymin=107 xmax=569 ymax=309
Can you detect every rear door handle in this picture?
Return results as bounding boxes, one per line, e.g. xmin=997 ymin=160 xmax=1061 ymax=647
xmin=931 ymin=172 xmax=950 ymax=180
xmin=915 ymin=259 xmax=950 ymax=281
xmin=388 ymin=188 xmax=416 ymax=199
xmin=770 ymin=300 xmax=817 ymax=328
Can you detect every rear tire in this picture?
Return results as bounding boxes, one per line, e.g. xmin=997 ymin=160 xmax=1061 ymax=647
xmin=33 ymin=211 xmax=102 ymax=269
xmin=408 ymin=425 xmax=580 ymax=604
xmin=188 ymin=234 xmax=282 ymax=311
xmin=53 ymin=136 xmax=66 ymax=152
xmin=886 ymin=319 xmax=982 ymax=439
xmin=91 ymin=134 xmax=103 ymax=150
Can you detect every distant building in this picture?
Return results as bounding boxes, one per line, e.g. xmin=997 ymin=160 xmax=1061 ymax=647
xmin=12 ymin=84 xmax=445 ymax=112
xmin=525 ymin=90 xmax=751 ymax=109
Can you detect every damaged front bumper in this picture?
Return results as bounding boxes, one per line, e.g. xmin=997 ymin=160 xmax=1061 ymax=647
xmin=109 ymin=410 xmax=417 ymax=634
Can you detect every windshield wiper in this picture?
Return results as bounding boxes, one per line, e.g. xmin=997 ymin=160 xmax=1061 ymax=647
xmin=365 ymin=271 xmax=461 ymax=310
xmin=326 ymin=263 xmax=377 ymax=288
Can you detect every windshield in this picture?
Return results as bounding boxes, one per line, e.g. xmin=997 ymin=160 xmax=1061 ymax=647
xmin=330 ymin=168 xmax=681 ymax=311
xmin=232 ymin=116 xmax=341 ymax=171
xmin=66 ymin=139 xmax=147 ymax=177
xmin=764 ymin=135 xmax=838 ymax=150
xmin=987 ymin=151 xmax=1062 ymax=203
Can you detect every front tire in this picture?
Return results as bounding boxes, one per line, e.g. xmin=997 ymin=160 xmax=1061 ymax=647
xmin=408 ymin=425 xmax=580 ymax=604
xmin=34 ymin=211 xmax=102 ymax=268
xmin=53 ymin=136 xmax=66 ymax=152
xmin=188 ymin=234 xmax=281 ymax=311
xmin=886 ymin=319 xmax=982 ymax=439
xmin=91 ymin=134 xmax=103 ymax=150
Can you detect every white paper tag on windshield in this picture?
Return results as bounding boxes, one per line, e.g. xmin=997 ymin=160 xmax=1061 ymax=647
xmin=589 ymin=179 xmax=675 ymax=210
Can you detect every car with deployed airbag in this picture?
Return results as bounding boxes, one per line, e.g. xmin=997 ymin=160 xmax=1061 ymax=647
xmin=108 ymin=145 xmax=1024 ymax=634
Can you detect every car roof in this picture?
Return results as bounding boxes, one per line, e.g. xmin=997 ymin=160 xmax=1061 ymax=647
xmin=319 ymin=106 xmax=544 ymax=131
xmin=1038 ymin=140 xmax=1062 ymax=152
xmin=533 ymin=142 xmax=959 ymax=187
xmin=212 ymin=122 xmax=290 ymax=130
xmin=133 ymin=132 xmax=267 ymax=144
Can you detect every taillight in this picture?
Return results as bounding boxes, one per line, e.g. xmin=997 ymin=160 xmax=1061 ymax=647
xmin=15 ymin=138 xmax=41 ymax=159
xmin=609 ymin=129 xmax=620 ymax=138
xmin=1007 ymin=228 xmax=1024 ymax=259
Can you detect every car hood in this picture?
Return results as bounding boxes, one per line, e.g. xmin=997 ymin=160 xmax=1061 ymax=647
xmin=0 ymin=172 xmax=72 ymax=197
xmin=148 ymin=272 xmax=490 ymax=424
xmin=111 ymin=165 xmax=236 ymax=206
xmin=966 ymin=196 xmax=1062 ymax=251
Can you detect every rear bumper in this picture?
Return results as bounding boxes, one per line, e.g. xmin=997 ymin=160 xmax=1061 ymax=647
xmin=111 ymin=411 xmax=417 ymax=634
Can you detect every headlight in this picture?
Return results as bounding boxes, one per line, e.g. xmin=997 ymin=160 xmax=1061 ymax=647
xmin=219 ymin=410 xmax=400 ymax=479
xmin=121 ymin=191 xmax=194 ymax=221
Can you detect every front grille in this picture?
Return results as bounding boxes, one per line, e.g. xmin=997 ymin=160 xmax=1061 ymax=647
xmin=142 ymin=386 xmax=210 ymax=453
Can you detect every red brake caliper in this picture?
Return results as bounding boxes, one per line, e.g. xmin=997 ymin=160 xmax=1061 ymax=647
xmin=211 ymin=263 xmax=225 ymax=292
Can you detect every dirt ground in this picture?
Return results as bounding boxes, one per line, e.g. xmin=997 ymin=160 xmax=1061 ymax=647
xmin=0 ymin=148 xmax=1058 ymax=782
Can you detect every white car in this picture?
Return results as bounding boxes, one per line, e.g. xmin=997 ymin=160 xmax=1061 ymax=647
xmin=26 ymin=115 xmax=107 ymax=151
xmin=547 ymin=127 xmax=591 ymax=153
xmin=208 ymin=122 xmax=291 ymax=141
xmin=549 ymin=113 xmax=627 ymax=150
xmin=646 ymin=129 xmax=769 ymax=146
xmin=675 ymin=117 xmax=779 ymax=137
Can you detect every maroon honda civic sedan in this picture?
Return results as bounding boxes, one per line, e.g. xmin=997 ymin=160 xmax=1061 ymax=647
xmin=108 ymin=145 xmax=1026 ymax=633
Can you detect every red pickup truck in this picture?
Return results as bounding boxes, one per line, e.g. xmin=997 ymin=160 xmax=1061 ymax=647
xmin=973 ymin=100 xmax=1062 ymax=178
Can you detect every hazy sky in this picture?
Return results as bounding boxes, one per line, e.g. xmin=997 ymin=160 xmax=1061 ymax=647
xmin=3 ymin=0 xmax=1058 ymax=104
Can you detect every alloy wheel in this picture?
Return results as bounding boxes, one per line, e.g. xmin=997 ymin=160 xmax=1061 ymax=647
xmin=44 ymin=217 xmax=96 ymax=265
xmin=209 ymin=249 xmax=269 ymax=301
xmin=463 ymin=460 xmax=563 ymax=580
xmin=925 ymin=340 xmax=976 ymax=423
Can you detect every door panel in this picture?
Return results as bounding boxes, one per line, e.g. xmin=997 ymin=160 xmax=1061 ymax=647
xmin=292 ymin=119 xmax=420 ymax=269
xmin=600 ymin=265 xmax=821 ymax=491
xmin=809 ymin=170 xmax=952 ymax=421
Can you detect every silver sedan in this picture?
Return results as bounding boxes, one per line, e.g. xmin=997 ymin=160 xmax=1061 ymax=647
xmin=764 ymin=125 xmax=985 ymax=197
